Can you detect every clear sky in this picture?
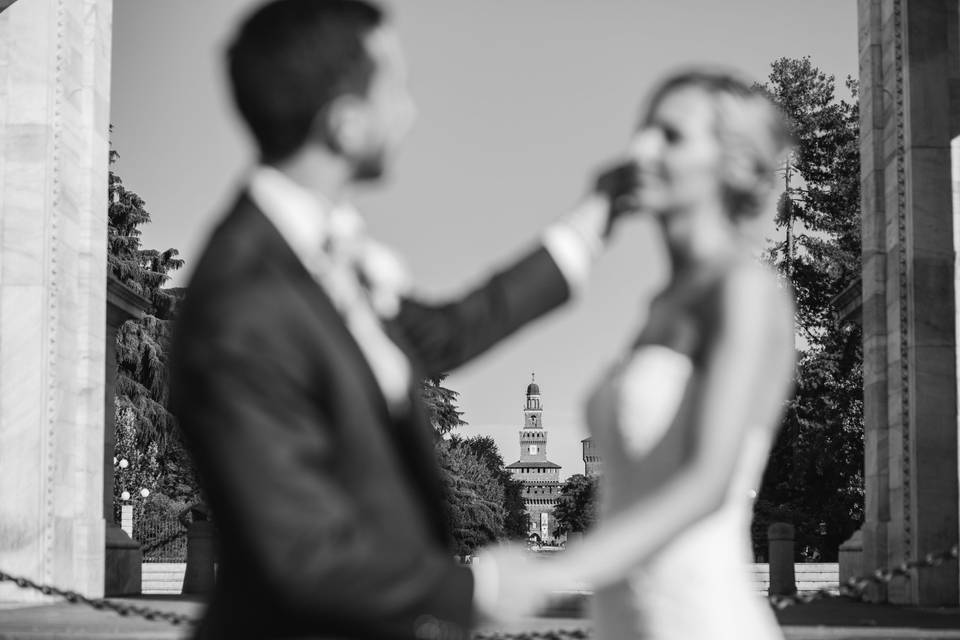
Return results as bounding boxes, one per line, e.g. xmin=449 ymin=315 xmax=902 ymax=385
xmin=111 ymin=1 xmax=858 ymax=480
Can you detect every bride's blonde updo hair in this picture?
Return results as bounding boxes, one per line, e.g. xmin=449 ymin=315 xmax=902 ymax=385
xmin=644 ymin=69 xmax=792 ymax=222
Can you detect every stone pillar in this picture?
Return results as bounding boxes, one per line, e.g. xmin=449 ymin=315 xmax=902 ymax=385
xmin=767 ymin=523 xmax=797 ymax=597
xmin=0 ymin=0 xmax=113 ymax=602
xmin=181 ymin=520 xmax=216 ymax=595
xmin=120 ymin=506 xmax=133 ymax=538
xmin=858 ymin=0 xmax=960 ymax=606
xmin=839 ymin=528 xmax=865 ymax=588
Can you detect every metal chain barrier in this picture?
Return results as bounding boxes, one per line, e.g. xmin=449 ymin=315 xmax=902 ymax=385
xmin=0 ymin=569 xmax=196 ymax=626
xmin=768 ymin=543 xmax=960 ymax=610
xmin=0 ymin=543 xmax=957 ymax=636
xmin=473 ymin=630 xmax=589 ymax=640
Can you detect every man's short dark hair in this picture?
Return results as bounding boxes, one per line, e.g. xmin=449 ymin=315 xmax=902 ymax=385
xmin=227 ymin=0 xmax=385 ymax=163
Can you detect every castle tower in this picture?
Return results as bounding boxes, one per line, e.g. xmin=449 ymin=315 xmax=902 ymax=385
xmin=582 ymin=436 xmax=603 ymax=477
xmin=520 ymin=375 xmax=546 ymax=460
xmin=506 ymin=374 xmax=562 ymax=542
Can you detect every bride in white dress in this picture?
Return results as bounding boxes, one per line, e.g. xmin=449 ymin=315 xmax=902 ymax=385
xmin=486 ymin=70 xmax=796 ymax=639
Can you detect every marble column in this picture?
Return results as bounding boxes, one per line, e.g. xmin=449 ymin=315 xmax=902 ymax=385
xmin=858 ymin=0 xmax=960 ymax=606
xmin=0 ymin=0 xmax=113 ymax=602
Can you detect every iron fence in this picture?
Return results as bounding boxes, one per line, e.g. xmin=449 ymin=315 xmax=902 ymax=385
xmin=135 ymin=517 xmax=186 ymax=563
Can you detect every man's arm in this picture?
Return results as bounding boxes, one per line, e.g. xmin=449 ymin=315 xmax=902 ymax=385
xmin=394 ymin=245 xmax=569 ymax=376
xmin=393 ymin=196 xmax=611 ymax=376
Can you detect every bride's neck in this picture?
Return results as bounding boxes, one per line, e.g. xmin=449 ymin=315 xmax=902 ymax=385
xmin=663 ymin=208 xmax=741 ymax=278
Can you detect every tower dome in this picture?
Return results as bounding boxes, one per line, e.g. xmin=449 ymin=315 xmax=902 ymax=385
xmin=526 ymin=372 xmax=540 ymax=396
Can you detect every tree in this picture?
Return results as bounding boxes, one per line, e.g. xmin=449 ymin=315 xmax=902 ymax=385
xmin=112 ymin=402 xmax=160 ymax=523
xmin=753 ymin=57 xmax=864 ymax=561
xmin=500 ymin=478 xmax=530 ymax=540
xmin=553 ymin=474 xmax=598 ymax=537
xmin=108 ymin=150 xmax=183 ymax=320
xmin=420 ymin=377 xmax=529 ymax=548
xmin=109 ymin=148 xmax=199 ymax=518
xmin=421 ymin=374 xmax=467 ymax=437
xmin=436 ymin=439 xmax=505 ymax=556
xmin=762 ymin=57 xmax=862 ymax=342
xmin=454 ymin=435 xmax=530 ymax=540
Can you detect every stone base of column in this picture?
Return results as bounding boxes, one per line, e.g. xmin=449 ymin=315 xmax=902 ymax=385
xmin=105 ymin=523 xmax=142 ymax=596
xmin=838 ymin=528 xmax=863 ymax=590
xmin=861 ymin=520 xmax=888 ymax=603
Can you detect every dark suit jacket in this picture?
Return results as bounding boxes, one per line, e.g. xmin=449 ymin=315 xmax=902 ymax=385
xmin=169 ymin=193 xmax=570 ymax=640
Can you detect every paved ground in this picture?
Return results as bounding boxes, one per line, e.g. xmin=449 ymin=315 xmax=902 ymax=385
xmin=776 ymin=599 xmax=960 ymax=640
xmin=0 ymin=595 xmax=957 ymax=639
xmin=0 ymin=596 xmax=197 ymax=639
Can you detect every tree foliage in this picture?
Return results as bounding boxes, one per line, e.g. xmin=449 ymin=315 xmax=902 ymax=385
xmin=109 ymin=149 xmax=183 ymax=320
xmin=452 ymin=435 xmax=530 ymax=540
xmin=109 ymin=148 xmax=199 ymax=518
xmin=553 ymin=473 xmax=598 ymax=537
xmin=762 ymin=56 xmax=862 ymax=341
xmin=436 ymin=438 xmax=505 ymax=556
xmin=421 ymin=375 xmax=468 ymax=437
xmin=114 ymin=315 xmax=176 ymax=449
xmin=112 ymin=403 xmax=160 ymax=523
xmin=421 ymin=377 xmax=529 ymax=552
xmin=753 ymin=57 xmax=864 ymax=561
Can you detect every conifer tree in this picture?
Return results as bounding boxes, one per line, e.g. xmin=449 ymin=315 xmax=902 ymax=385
xmin=108 ymin=148 xmax=198 ymax=513
xmin=753 ymin=57 xmax=864 ymax=561
xmin=421 ymin=374 xmax=468 ymax=437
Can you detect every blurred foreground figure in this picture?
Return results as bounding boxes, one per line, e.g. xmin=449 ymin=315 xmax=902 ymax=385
xmin=485 ymin=71 xmax=796 ymax=639
xmin=169 ymin=1 xmax=634 ymax=638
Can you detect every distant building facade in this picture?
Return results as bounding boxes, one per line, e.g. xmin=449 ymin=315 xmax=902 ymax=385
xmin=506 ymin=375 xmax=562 ymax=542
xmin=582 ymin=437 xmax=603 ymax=477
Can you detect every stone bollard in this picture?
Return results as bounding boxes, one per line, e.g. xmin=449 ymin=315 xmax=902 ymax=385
xmin=120 ymin=505 xmax=134 ymax=538
xmin=767 ymin=522 xmax=797 ymax=596
xmin=181 ymin=519 xmax=216 ymax=595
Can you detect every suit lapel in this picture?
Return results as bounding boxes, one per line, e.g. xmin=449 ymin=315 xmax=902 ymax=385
xmin=234 ymin=195 xmax=452 ymax=547
xmin=237 ymin=195 xmax=395 ymax=425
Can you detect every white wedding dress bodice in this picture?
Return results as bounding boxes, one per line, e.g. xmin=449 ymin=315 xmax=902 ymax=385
xmin=586 ymin=344 xmax=783 ymax=640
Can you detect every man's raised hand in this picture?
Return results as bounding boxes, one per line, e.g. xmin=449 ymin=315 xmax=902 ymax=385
xmin=593 ymin=159 xmax=642 ymax=238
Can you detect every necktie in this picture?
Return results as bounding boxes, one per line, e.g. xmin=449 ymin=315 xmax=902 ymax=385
xmin=312 ymin=207 xmax=412 ymax=415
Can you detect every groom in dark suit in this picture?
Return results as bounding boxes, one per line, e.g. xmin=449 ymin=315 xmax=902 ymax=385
xmin=169 ymin=1 xmax=633 ymax=638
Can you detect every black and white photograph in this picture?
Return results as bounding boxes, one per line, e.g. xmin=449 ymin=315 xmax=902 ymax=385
xmin=0 ymin=1 xmax=959 ymax=638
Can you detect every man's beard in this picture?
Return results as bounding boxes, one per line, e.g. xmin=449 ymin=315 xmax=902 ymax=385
xmin=351 ymin=149 xmax=386 ymax=182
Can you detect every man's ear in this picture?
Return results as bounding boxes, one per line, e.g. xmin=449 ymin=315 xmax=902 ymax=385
xmin=317 ymin=95 xmax=369 ymax=156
